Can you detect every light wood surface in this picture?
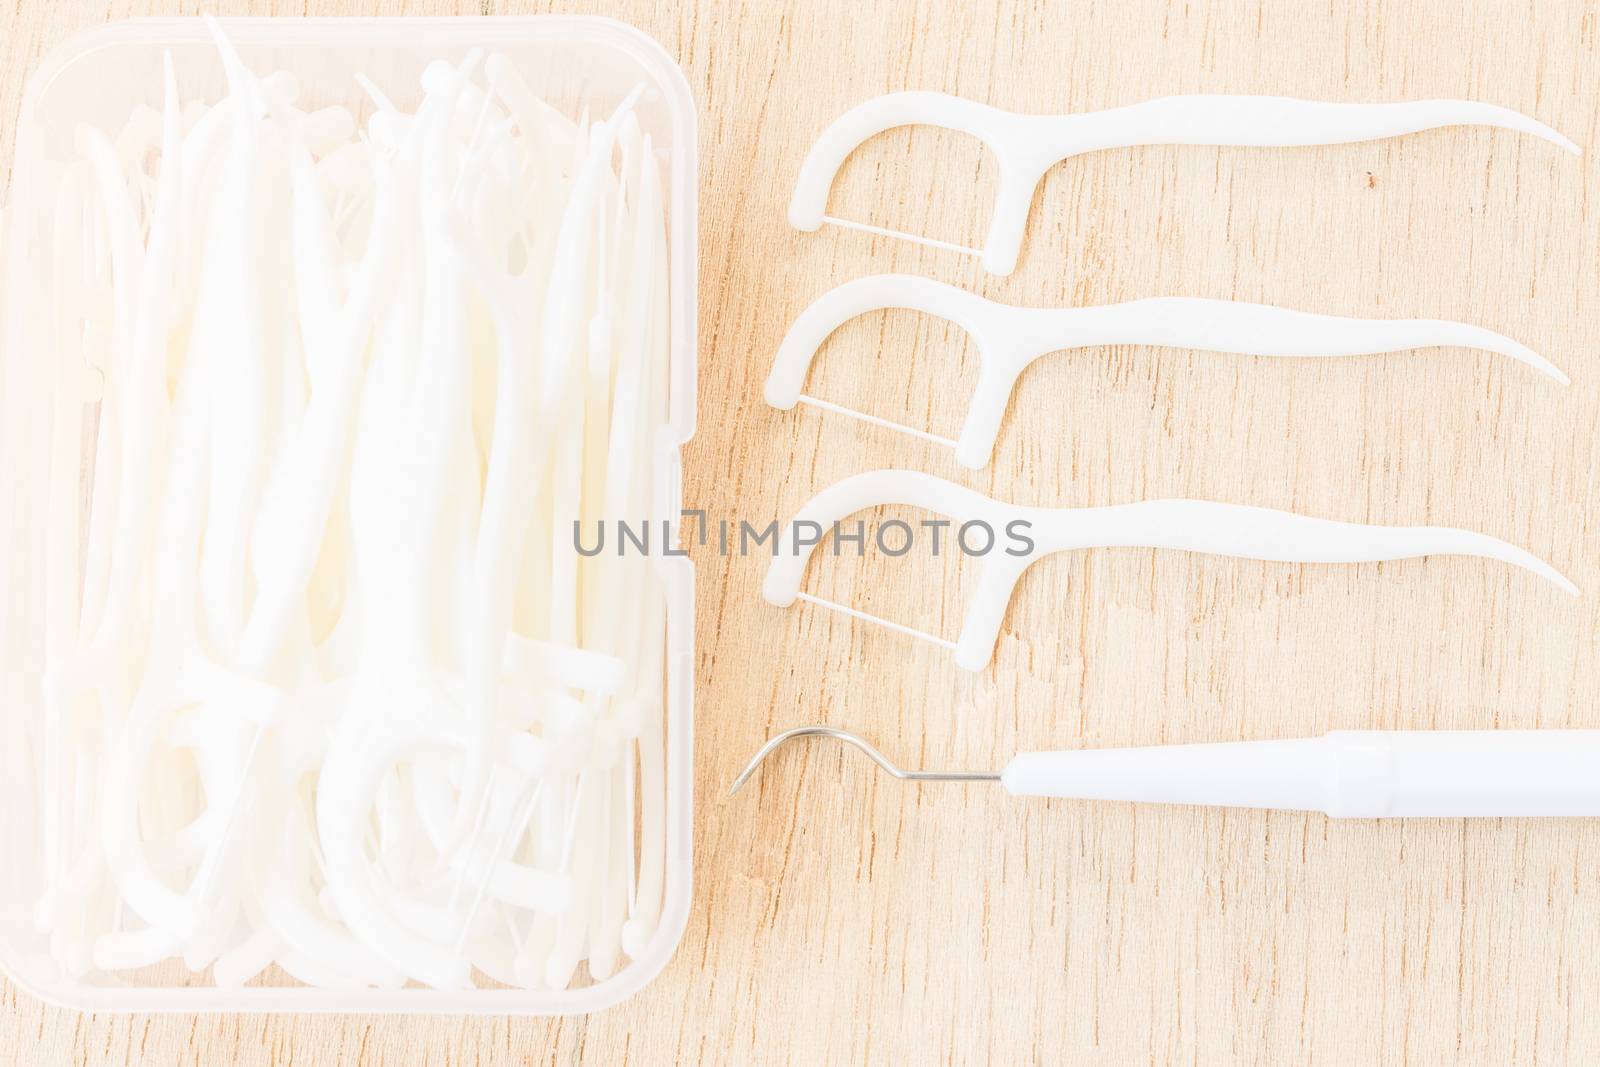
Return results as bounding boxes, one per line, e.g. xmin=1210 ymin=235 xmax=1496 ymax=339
xmin=4 ymin=0 xmax=1600 ymax=1063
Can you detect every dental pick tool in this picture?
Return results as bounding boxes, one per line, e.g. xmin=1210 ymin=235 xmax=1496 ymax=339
xmin=764 ymin=470 xmax=1577 ymax=671
xmin=768 ymin=274 xmax=1566 ymax=468
xmin=790 ymin=91 xmax=1579 ymax=275
xmin=731 ymin=726 xmax=1600 ymax=818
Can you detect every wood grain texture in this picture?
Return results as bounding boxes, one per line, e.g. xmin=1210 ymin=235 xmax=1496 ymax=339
xmin=4 ymin=0 xmax=1600 ymax=1062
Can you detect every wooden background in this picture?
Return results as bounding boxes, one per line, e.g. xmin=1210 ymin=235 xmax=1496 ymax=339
xmin=5 ymin=0 xmax=1600 ymax=1063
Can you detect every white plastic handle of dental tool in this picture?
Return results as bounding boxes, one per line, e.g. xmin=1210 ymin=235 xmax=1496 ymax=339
xmin=762 ymin=469 xmax=1577 ymax=672
xmin=789 ymin=91 xmax=1580 ymax=275
xmin=1002 ymin=730 xmax=1600 ymax=817
xmin=766 ymin=274 xmax=1567 ymax=469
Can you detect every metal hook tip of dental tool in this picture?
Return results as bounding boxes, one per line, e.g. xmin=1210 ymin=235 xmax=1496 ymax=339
xmin=728 ymin=725 xmax=1001 ymax=797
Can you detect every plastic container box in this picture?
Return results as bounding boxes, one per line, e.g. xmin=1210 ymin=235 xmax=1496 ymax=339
xmin=0 ymin=16 xmax=696 ymax=1014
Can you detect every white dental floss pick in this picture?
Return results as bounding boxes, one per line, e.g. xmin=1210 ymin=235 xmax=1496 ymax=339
xmin=90 ymin=55 xmax=264 ymax=951
xmin=444 ymin=83 xmax=561 ymax=869
xmin=243 ymin=78 xmax=400 ymax=670
xmin=766 ymin=469 xmax=1578 ymax=672
xmin=63 ymin=122 xmax=157 ymax=691
xmin=499 ymin=132 xmax=572 ymax=648
xmin=792 ymin=91 xmax=1581 ymax=275
xmin=110 ymin=27 xmax=328 ymax=979
xmin=542 ymin=115 xmax=622 ymax=647
xmin=576 ymin=243 xmax=626 ymax=981
xmin=621 ymin=153 xmax=672 ymax=960
xmin=451 ymin=97 xmax=636 ymax=921
xmin=607 ymin=135 xmax=670 ymax=964
xmin=529 ymin=94 xmax=653 ymax=989
xmin=163 ymin=26 xmax=321 ymax=962
xmin=314 ymin=53 xmax=497 ymax=990
xmin=768 ymin=274 xmax=1568 ymax=469
xmin=40 ymin=164 xmax=98 ymax=938
xmin=197 ymin=33 xmax=269 ymax=662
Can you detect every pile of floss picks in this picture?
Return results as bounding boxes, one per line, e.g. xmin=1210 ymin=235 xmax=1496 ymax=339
xmin=36 ymin=22 xmax=671 ymax=992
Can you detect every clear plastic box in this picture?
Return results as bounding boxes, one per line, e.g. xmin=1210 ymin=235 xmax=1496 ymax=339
xmin=0 ymin=16 xmax=696 ymax=1014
